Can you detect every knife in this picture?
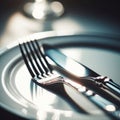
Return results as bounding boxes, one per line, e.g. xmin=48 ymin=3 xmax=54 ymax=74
xmin=42 ymin=43 xmax=120 ymax=119
xmin=42 ymin=44 xmax=120 ymax=119
xmin=43 ymin=44 xmax=120 ymax=105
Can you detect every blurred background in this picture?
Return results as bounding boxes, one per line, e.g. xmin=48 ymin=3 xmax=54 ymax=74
xmin=0 ymin=0 xmax=120 ymax=48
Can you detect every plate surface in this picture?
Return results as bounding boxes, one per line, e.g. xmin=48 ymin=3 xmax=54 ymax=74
xmin=0 ymin=32 xmax=120 ymax=119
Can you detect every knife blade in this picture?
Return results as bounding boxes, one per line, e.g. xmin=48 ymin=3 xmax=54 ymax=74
xmin=43 ymin=44 xmax=120 ymax=105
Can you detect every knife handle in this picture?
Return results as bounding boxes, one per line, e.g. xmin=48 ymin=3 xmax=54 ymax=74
xmin=88 ymin=93 xmax=120 ymax=120
xmin=77 ymin=76 xmax=120 ymax=107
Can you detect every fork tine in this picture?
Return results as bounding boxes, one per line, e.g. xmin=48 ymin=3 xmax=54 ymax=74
xmin=29 ymin=40 xmax=49 ymax=75
xmin=23 ymin=42 xmax=40 ymax=76
xmin=30 ymin=40 xmax=52 ymax=74
xmin=19 ymin=39 xmax=53 ymax=79
xmin=27 ymin=41 xmax=44 ymax=76
xmin=34 ymin=40 xmax=53 ymax=73
xmin=19 ymin=43 xmax=35 ymax=78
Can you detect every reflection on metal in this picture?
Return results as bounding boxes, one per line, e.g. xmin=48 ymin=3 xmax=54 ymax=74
xmin=65 ymin=57 xmax=87 ymax=77
xmin=105 ymin=105 xmax=116 ymax=112
xmin=86 ymin=90 xmax=93 ymax=96
xmin=78 ymin=86 xmax=86 ymax=92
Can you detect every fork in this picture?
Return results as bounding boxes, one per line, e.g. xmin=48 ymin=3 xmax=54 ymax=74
xmin=19 ymin=40 xmax=120 ymax=119
xmin=19 ymin=40 xmax=95 ymax=91
xmin=19 ymin=40 xmax=65 ymax=85
xmin=19 ymin=40 xmax=94 ymax=114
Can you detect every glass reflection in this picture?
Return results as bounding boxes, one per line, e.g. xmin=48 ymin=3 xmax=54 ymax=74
xmin=23 ymin=0 xmax=64 ymax=20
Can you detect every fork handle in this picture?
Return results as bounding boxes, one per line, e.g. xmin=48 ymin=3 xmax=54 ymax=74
xmin=64 ymin=79 xmax=120 ymax=120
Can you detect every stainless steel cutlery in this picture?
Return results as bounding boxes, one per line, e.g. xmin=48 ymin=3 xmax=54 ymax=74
xmin=19 ymin=40 xmax=120 ymax=119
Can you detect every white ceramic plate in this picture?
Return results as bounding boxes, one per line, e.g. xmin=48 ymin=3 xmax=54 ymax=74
xmin=0 ymin=32 xmax=120 ymax=119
